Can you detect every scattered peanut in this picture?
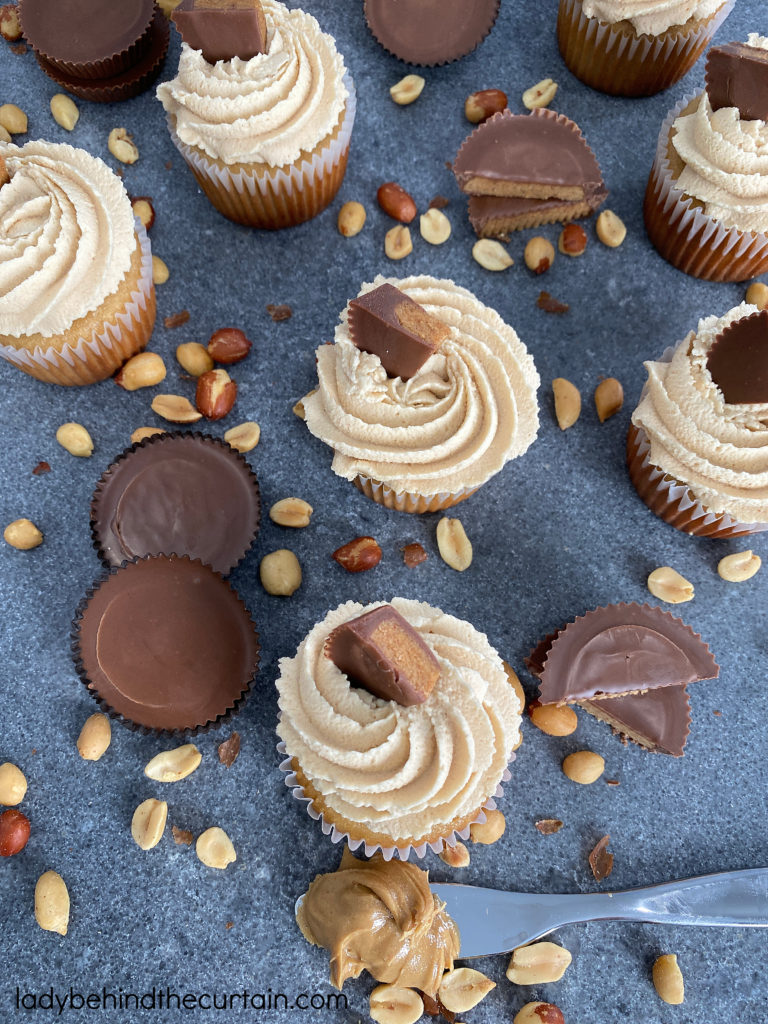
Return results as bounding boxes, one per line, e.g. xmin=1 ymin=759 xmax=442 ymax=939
xmin=470 ymin=808 xmax=506 ymax=845
xmin=157 ymin=0 xmax=182 ymax=13
xmin=552 ymin=378 xmax=581 ymax=430
xmin=647 ymin=566 xmax=694 ymax=604
xmin=4 ymin=518 xmax=43 ymax=550
xmin=594 ymin=377 xmax=623 ymax=422
xmin=524 ymin=236 xmax=555 ymax=274
xmin=115 ymin=351 xmax=166 ymax=391
xmin=332 ymin=536 xmax=382 ymax=573
xmin=144 ymin=743 xmax=202 ymax=782
xmin=224 ymin=421 xmax=261 ymax=453
xmin=131 ymin=798 xmax=168 ymax=850
xmin=506 ymin=941 xmax=572 ymax=985
xmin=465 ymin=88 xmax=507 ymax=124
xmin=176 ymin=341 xmax=214 ymax=377
xmin=269 ymin=497 xmax=313 ymax=528
xmin=56 ymin=422 xmax=93 ymax=457
xmin=438 ymin=968 xmax=496 ymax=1013
xmin=370 ymin=985 xmax=423 ymax=1024
xmin=377 ymin=182 xmax=417 ymax=223
xmin=558 ymin=223 xmax=587 ymax=257
xmin=0 ymin=763 xmax=27 ymax=805
xmin=34 ymin=871 xmax=70 ymax=935
xmin=472 ymin=237 xmax=513 ymax=271
xmin=293 ymin=393 xmax=311 ymax=420
xmin=652 ymin=953 xmax=685 ymax=1005
xmin=596 ymin=209 xmax=626 ymax=248
xmin=419 ymin=207 xmax=451 ymax=245
xmin=151 ymin=394 xmax=203 ymax=423
xmin=108 ymin=127 xmax=139 ymax=164
xmin=514 ymin=1002 xmax=565 ymax=1024
xmin=49 ymin=93 xmax=79 ymax=131
xmin=0 ymin=125 xmax=10 ymax=143
xmin=152 ymin=255 xmax=169 ymax=285
xmin=746 ymin=281 xmax=768 ymax=311
xmin=260 ymin=549 xmax=302 ymax=596
xmin=562 ymin=750 xmax=605 ymax=785
xmin=718 ymin=550 xmax=762 ymax=582
xmin=384 ymin=224 xmax=413 ymax=260
xmin=337 ymin=200 xmax=366 ymax=237
xmin=503 ymin=661 xmax=527 ymax=717
xmin=530 ymin=703 xmax=578 ymax=737
xmin=76 ymin=713 xmax=111 ymax=761
xmin=0 ymin=4 xmax=21 ymax=41
xmin=196 ymin=826 xmax=236 ymax=869
xmin=522 ymin=78 xmax=558 ymax=110
xmin=439 ymin=842 xmax=470 ymax=869
xmin=0 ymin=102 xmax=27 ymax=134
xmin=0 ymin=808 xmax=30 ymax=856
xmin=131 ymin=426 xmax=164 ymax=444
xmin=207 ymin=327 xmax=251 ymax=364
xmin=436 ymin=517 xmax=473 ymax=572
xmin=196 ymin=368 xmax=237 ymax=420
xmin=389 ymin=74 xmax=425 ymax=106
xmin=131 ymin=196 xmax=155 ymax=231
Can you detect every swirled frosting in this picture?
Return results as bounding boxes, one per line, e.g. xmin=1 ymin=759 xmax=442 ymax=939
xmin=581 ymin=0 xmax=723 ymax=34
xmin=671 ymin=91 xmax=768 ymax=233
xmin=0 ymin=141 xmax=135 ymax=339
xmin=303 ymin=276 xmax=540 ymax=498
xmin=277 ymin=599 xmax=521 ymax=843
xmin=297 ymin=848 xmax=459 ymax=994
xmin=156 ymin=0 xmax=348 ymax=167
xmin=631 ymin=303 xmax=768 ymax=524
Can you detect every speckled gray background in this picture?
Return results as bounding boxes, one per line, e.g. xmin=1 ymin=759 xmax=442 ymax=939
xmin=1 ymin=1 xmax=766 ymax=1022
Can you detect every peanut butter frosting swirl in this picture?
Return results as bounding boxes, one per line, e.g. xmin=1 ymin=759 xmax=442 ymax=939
xmin=0 ymin=141 xmax=135 ymax=339
xmin=581 ymin=0 xmax=723 ymax=34
xmin=156 ymin=0 xmax=348 ymax=167
xmin=297 ymin=849 xmax=460 ymax=995
xmin=277 ymin=599 xmax=521 ymax=843
xmin=672 ymin=92 xmax=768 ymax=233
xmin=303 ymin=275 xmax=540 ymax=498
xmin=631 ymin=303 xmax=768 ymax=524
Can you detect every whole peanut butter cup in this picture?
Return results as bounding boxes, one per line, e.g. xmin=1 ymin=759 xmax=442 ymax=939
xmin=364 ymin=0 xmax=499 ymax=67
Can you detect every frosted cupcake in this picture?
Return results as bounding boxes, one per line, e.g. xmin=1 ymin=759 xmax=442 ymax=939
xmin=156 ymin=0 xmax=355 ymax=229
xmin=628 ymin=303 xmax=768 ymax=537
xmin=644 ymin=35 xmax=768 ymax=281
xmin=557 ymin=0 xmax=733 ymax=97
xmin=276 ymin=598 xmax=523 ymax=859
xmin=301 ymin=276 xmax=540 ymax=513
xmin=0 ymin=141 xmax=155 ymax=385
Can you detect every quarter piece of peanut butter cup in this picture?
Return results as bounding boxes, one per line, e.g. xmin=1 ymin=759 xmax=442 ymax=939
xmin=172 ymin=0 xmax=267 ymax=63
xmin=706 ymin=309 xmax=768 ymax=405
xmin=364 ymin=0 xmax=499 ymax=67
xmin=705 ymin=41 xmax=768 ymax=121
xmin=468 ymin=193 xmax=600 ymax=238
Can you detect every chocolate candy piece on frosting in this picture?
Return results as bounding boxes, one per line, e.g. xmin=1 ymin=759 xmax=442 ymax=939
xmin=348 ymin=283 xmax=450 ymax=380
xmin=325 ymin=604 xmax=440 ymax=706
xmin=172 ymin=0 xmax=267 ymax=64
xmin=706 ymin=309 xmax=768 ymax=405
xmin=705 ymin=42 xmax=768 ymax=122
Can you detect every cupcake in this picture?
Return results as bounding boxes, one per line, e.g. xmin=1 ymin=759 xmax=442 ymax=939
xmin=628 ymin=303 xmax=768 ymax=537
xmin=276 ymin=598 xmax=523 ymax=858
xmin=301 ymin=276 xmax=540 ymax=514
xmin=0 ymin=141 xmax=155 ymax=385
xmin=72 ymin=555 xmax=260 ymax=735
xmin=156 ymin=0 xmax=355 ymax=229
xmin=556 ymin=0 xmax=733 ymax=97
xmin=363 ymin=0 xmax=499 ymax=67
xmin=644 ymin=35 xmax=768 ymax=281
xmin=91 ymin=432 xmax=261 ymax=575
xmin=19 ymin=0 xmax=169 ymax=102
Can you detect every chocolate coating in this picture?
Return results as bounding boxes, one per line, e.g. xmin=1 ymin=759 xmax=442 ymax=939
xmin=172 ymin=0 xmax=267 ymax=64
xmin=706 ymin=309 xmax=768 ymax=405
xmin=91 ymin=433 xmax=260 ymax=575
xmin=579 ymin=687 xmax=691 ymax=757
xmin=73 ymin=556 xmax=260 ymax=733
xmin=706 ymin=41 xmax=768 ymax=121
xmin=364 ymin=0 xmax=499 ymax=67
xmin=468 ymin=192 xmax=606 ymax=237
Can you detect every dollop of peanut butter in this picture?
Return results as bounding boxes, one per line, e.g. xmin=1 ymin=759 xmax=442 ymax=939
xmin=296 ymin=848 xmax=460 ymax=995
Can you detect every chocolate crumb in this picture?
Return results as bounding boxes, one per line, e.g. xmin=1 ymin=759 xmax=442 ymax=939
xmin=11 ymin=42 xmax=26 ymax=54
xmin=537 ymin=291 xmax=569 ymax=314
xmin=429 ymin=195 xmax=450 ymax=210
xmin=164 ymin=310 xmax=190 ymax=329
xmin=418 ymin=993 xmax=455 ymax=1022
xmin=225 ymin=921 xmax=234 ymax=930
xmin=402 ymin=542 xmax=427 ymax=568
xmin=165 ymin=160 xmax=173 ymax=170
xmin=605 ymin=778 xmax=620 ymax=786
xmin=267 ymin=303 xmax=292 ymax=321
xmin=713 ymin=709 xmax=722 ymax=717
xmin=32 ymin=461 xmax=51 ymax=476
xmin=588 ymin=834 xmax=614 ymax=881
xmin=171 ymin=825 xmax=194 ymax=846
xmin=535 ymin=819 xmax=564 ymax=834
xmin=218 ymin=731 xmax=241 ymax=768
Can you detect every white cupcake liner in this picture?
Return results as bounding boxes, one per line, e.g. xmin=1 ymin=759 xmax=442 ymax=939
xmin=167 ymin=72 xmax=355 ymax=212
xmin=0 ymin=220 xmax=154 ymax=384
xmin=645 ymin=94 xmax=768 ymax=281
xmin=277 ymin=740 xmax=514 ymax=862
xmin=353 ymin=474 xmax=479 ymax=515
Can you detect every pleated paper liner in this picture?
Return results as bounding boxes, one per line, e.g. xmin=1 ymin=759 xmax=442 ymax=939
xmin=167 ymin=73 xmax=356 ymax=229
xmin=278 ymin=741 xmax=513 ymax=862
xmin=644 ymin=94 xmax=768 ymax=282
xmin=71 ymin=555 xmax=260 ymax=738
xmin=556 ymin=0 xmax=733 ymax=97
xmin=0 ymin=221 xmax=155 ymax=386
xmin=352 ymin=474 xmax=479 ymax=514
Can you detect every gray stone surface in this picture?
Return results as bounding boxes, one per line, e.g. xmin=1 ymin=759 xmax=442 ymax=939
xmin=1 ymin=2 xmax=766 ymax=1022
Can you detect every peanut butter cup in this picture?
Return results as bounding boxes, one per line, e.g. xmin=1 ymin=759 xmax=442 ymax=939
xmin=364 ymin=0 xmax=499 ymax=67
